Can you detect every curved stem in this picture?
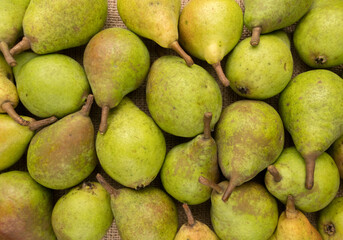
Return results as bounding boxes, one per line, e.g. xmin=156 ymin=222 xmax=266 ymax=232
xmin=10 ymin=36 xmax=31 ymax=56
xmin=0 ymin=41 xmax=17 ymax=67
xmin=182 ymin=203 xmax=195 ymax=226
xmin=267 ymin=165 xmax=282 ymax=182
xmin=304 ymin=152 xmax=319 ymax=190
xmin=212 ymin=62 xmax=229 ymax=87
xmin=285 ymin=195 xmax=297 ymax=219
xmin=28 ymin=116 xmax=57 ymax=131
xmin=2 ymin=101 xmax=29 ymax=126
xmin=198 ymin=176 xmax=222 ymax=194
xmin=169 ymin=41 xmax=194 ymax=67
xmin=99 ymin=105 xmax=110 ymax=134
xmin=80 ymin=94 xmax=94 ymax=116
xmin=250 ymin=27 xmax=262 ymax=46
xmin=96 ymin=173 xmax=119 ymax=197
xmin=222 ymin=180 xmax=236 ymax=202
xmin=203 ymin=112 xmax=212 ymax=139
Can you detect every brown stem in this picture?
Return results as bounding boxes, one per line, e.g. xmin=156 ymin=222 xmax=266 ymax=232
xmin=80 ymin=94 xmax=93 ymax=116
xmin=9 ymin=36 xmax=31 ymax=56
xmin=250 ymin=27 xmax=262 ymax=46
xmin=28 ymin=116 xmax=57 ymax=131
xmin=304 ymin=152 xmax=320 ymax=190
xmin=212 ymin=62 xmax=229 ymax=87
xmin=99 ymin=105 xmax=110 ymax=134
xmin=182 ymin=203 xmax=195 ymax=226
xmin=169 ymin=41 xmax=194 ymax=67
xmin=203 ymin=112 xmax=212 ymax=139
xmin=285 ymin=195 xmax=297 ymax=219
xmin=267 ymin=165 xmax=282 ymax=182
xmin=324 ymin=223 xmax=336 ymax=236
xmin=96 ymin=173 xmax=119 ymax=197
xmin=2 ymin=102 xmax=29 ymax=126
xmin=222 ymin=180 xmax=236 ymax=202
xmin=198 ymin=176 xmax=222 ymax=194
xmin=0 ymin=41 xmax=17 ymax=67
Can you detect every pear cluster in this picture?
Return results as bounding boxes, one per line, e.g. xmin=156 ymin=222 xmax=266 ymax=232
xmin=0 ymin=0 xmax=343 ymax=240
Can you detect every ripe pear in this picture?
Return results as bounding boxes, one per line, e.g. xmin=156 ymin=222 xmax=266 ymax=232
xmin=178 ymin=0 xmax=243 ymax=86
xmin=174 ymin=203 xmax=219 ymax=240
xmin=318 ymin=197 xmax=343 ymax=239
xmin=244 ymin=0 xmax=313 ymax=46
xmin=328 ymin=135 xmax=343 ymax=179
xmin=97 ymin=174 xmax=178 ymax=240
xmin=279 ymin=70 xmax=343 ymax=189
xmin=84 ymin=27 xmax=150 ymax=134
xmin=96 ymin=97 xmax=166 ymax=189
xmin=15 ymin=53 xmax=90 ymax=118
xmin=52 ymin=182 xmax=113 ymax=240
xmin=27 ymin=95 xmax=97 ymax=190
xmin=265 ymin=147 xmax=340 ymax=213
xmin=10 ymin=0 xmax=107 ymax=56
xmin=215 ymin=100 xmax=284 ymax=201
xmin=117 ymin=0 xmax=193 ymax=66
xmin=161 ymin=112 xmax=219 ymax=205
xmin=294 ymin=0 xmax=343 ymax=68
xmin=13 ymin=51 xmax=38 ymax=77
xmin=146 ymin=55 xmax=222 ymax=138
xmin=225 ymin=31 xmax=293 ymax=99
xmin=0 ymin=171 xmax=56 ymax=240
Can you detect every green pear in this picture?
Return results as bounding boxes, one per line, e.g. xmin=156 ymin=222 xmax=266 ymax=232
xmin=161 ymin=112 xmax=219 ymax=205
xmin=294 ymin=0 xmax=343 ymax=68
xmin=174 ymin=203 xmax=219 ymax=240
xmin=15 ymin=53 xmax=90 ymax=118
xmin=10 ymin=0 xmax=107 ymax=56
xmin=279 ymin=70 xmax=343 ymax=189
xmin=52 ymin=182 xmax=113 ymax=240
xmin=13 ymin=51 xmax=38 ymax=77
xmin=117 ymin=0 xmax=193 ymax=66
xmin=84 ymin=27 xmax=150 ymax=134
xmin=27 ymin=95 xmax=97 ymax=190
xmin=179 ymin=0 xmax=243 ymax=86
xmin=244 ymin=0 xmax=313 ymax=45
xmin=97 ymin=174 xmax=178 ymax=240
xmin=96 ymin=97 xmax=166 ymax=189
xmin=225 ymin=31 xmax=293 ymax=99
xmin=265 ymin=147 xmax=340 ymax=212
xmin=328 ymin=135 xmax=343 ymax=179
xmin=146 ymin=55 xmax=222 ymax=138
xmin=318 ymin=197 xmax=343 ymax=239
xmin=0 ymin=171 xmax=56 ymax=240
xmin=215 ymin=100 xmax=284 ymax=201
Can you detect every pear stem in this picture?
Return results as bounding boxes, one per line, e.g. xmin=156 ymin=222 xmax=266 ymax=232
xmin=285 ymin=195 xmax=297 ymax=219
xmin=203 ymin=112 xmax=212 ymax=139
xmin=169 ymin=41 xmax=194 ymax=67
xmin=96 ymin=173 xmax=119 ymax=197
xmin=304 ymin=152 xmax=320 ymax=190
xmin=28 ymin=116 xmax=58 ymax=131
xmin=80 ymin=94 xmax=94 ymax=116
xmin=222 ymin=180 xmax=236 ymax=202
xmin=267 ymin=165 xmax=282 ymax=182
xmin=182 ymin=203 xmax=195 ymax=226
xmin=2 ymin=101 xmax=29 ymax=126
xmin=198 ymin=176 xmax=222 ymax=194
xmin=250 ymin=27 xmax=262 ymax=46
xmin=10 ymin=36 xmax=31 ymax=56
xmin=324 ymin=223 xmax=336 ymax=236
xmin=0 ymin=41 xmax=17 ymax=67
xmin=212 ymin=62 xmax=229 ymax=87
xmin=99 ymin=105 xmax=110 ymax=134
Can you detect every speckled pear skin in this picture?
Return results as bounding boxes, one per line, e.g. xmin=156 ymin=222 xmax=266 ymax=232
xmin=96 ymin=97 xmax=166 ymax=189
xmin=329 ymin=135 xmax=343 ymax=179
xmin=0 ymin=54 xmax=17 ymax=112
xmin=0 ymin=171 xmax=56 ymax=240
xmin=0 ymin=54 xmax=13 ymax=81
xmin=211 ymin=181 xmax=278 ymax=240
xmin=318 ymin=197 xmax=343 ymax=240
xmin=13 ymin=51 xmax=38 ymax=77
xmin=51 ymin=182 xmax=113 ymax=240
xmin=265 ymin=147 xmax=340 ymax=213
xmin=22 ymin=0 xmax=107 ymax=54
xmin=174 ymin=221 xmax=219 ymax=240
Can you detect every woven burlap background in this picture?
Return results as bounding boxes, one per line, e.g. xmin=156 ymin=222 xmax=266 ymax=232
xmin=3 ymin=0 xmax=343 ymax=239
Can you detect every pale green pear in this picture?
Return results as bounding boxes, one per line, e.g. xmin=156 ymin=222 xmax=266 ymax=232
xmin=13 ymin=51 xmax=38 ymax=77
xmin=318 ymin=197 xmax=343 ymax=239
xmin=328 ymin=135 xmax=343 ymax=179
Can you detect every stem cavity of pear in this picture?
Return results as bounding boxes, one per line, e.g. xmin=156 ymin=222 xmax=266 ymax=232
xmin=0 ymin=41 xmax=17 ymax=67
xmin=203 ymin=112 xmax=212 ymax=140
xmin=198 ymin=176 xmax=222 ymax=194
xmin=169 ymin=41 xmax=194 ymax=67
xmin=267 ymin=165 xmax=282 ymax=182
xmin=212 ymin=62 xmax=230 ymax=87
xmin=182 ymin=203 xmax=195 ymax=226
xmin=1 ymin=101 xmax=30 ymax=126
xmin=250 ymin=27 xmax=262 ymax=46
xmin=99 ymin=105 xmax=110 ymax=134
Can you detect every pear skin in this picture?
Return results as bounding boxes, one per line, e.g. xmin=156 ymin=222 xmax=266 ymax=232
xmin=318 ymin=197 xmax=343 ymax=240
xmin=328 ymin=135 xmax=343 ymax=179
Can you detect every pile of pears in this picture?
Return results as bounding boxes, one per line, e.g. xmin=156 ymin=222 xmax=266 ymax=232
xmin=0 ymin=0 xmax=343 ymax=239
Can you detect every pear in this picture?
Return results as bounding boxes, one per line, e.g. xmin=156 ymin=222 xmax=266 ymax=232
xmin=96 ymin=97 xmax=166 ymax=189
xmin=318 ymin=197 xmax=343 ymax=239
xmin=174 ymin=203 xmax=219 ymax=240
xmin=84 ymin=27 xmax=150 ymax=134
xmin=265 ymin=147 xmax=340 ymax=213
xmin=117 ymin=0 xmax=193 ymax=66
xmin=244 ymin=0 xmax=313 ymax=46
xmin=13 ymin=51 xmax=38 ymax=77
xmin=10 ymin=0 xmax=107 ymax=56
xmin=199 ymin=177 xmax=278 ymax=240
xmin=328 ymin=135 xmax=343 ymax=179
xmin=96 ymin=174 xmax=178 ymax=240
xmin=294 ymin=0 xmax=343 ymax=68
xmin=0 ymin=114 xmax=57 ymax=171
xmin=225 ymin=31 xmax=293 ymax=99
xmin=279 ymin=70 xmax=343 ymax=189
xmin=0 ymin=171 xmax=56 ymax=240
xmin=15 ymin=53 xmax=90 ymax=118
xmin=27 ymin=95 xmax=97 ymax=190
xmin=178 ymin=0 xmax=243 ymax=86
xmin=146 ymin=55 xmax=222 ymax=138
xmin=0 ymin=0 xmax=30 ymax=66
xmin=215 ymin=100 xmax=284 ymax=201
xmin=51 ymin=182 xmax=113 ymax=240
xmin=161 ymin=112 xmax=219 ymax=205
xmin=270 ymin=195 xmax=322 ymax=240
